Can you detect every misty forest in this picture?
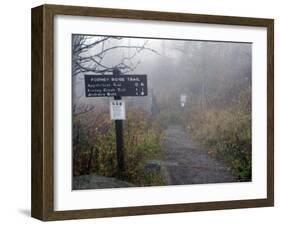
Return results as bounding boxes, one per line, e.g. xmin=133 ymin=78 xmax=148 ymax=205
xmin=72 ymin=34 xmax=251 ymax=189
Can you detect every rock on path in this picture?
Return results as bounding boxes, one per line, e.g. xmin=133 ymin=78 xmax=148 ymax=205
xmin=73 ymin=174 xmax=134 ymax=190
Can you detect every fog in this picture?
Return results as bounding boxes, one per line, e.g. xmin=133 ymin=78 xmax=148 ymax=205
xmin=72 ymin=35 xmax=251 ymax=115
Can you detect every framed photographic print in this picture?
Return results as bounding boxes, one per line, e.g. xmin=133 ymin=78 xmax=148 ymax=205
xmin=31 ymin=4 xmax=274 ymax=221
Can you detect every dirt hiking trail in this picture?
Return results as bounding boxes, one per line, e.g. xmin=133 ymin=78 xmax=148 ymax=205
xmin=162 ymin=125 xmax=236 ymax=185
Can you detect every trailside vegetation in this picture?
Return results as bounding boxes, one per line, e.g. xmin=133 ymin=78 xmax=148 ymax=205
xmin=73 ymin=107 xmax=165 ymax=186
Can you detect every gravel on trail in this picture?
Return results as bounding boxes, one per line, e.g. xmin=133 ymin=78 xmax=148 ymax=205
xmin=162 ymin=125 xmax=236 ymax=185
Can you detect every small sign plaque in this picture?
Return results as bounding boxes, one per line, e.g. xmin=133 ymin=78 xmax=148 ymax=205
xmin=84 ymin=74 xmax=147 ymax=97
xmin=110 ymin=100 xmax=126 ymax=120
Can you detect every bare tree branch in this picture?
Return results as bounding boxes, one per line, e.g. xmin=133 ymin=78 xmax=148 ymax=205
xmin=74 ymin=105 xmax=95 ymax=117
xmin=72 ymin=36 xmax=159 ymax=76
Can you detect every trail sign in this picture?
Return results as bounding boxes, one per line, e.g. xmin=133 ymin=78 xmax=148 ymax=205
xmin=84 ymin=71 xmax=147 ymax=173
xmin=84 ymin=74 xmax=147 ymax=97
xmin=180 ymin=94 xmax=187 ymax=107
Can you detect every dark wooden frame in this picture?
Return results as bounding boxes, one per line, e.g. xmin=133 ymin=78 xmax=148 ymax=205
xmin=31 ymin=4 xmax=274 ymax=221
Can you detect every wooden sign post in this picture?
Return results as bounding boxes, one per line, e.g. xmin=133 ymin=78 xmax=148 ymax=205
xmin=84 ymin=69 xmax=148 ymax=173
xmin=113 ymin=95 xmax=125 ymax=171
xmin=112 ymin=68 xmax=125 ymax=172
